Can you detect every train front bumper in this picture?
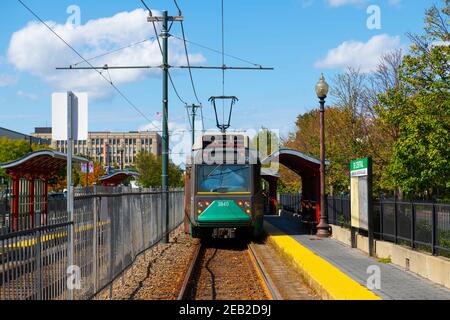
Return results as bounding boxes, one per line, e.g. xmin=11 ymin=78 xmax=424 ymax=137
xmin=196 ymin=200 xmax=252 ymax=227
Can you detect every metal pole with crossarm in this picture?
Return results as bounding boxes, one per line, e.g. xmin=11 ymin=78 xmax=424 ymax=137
xmin=161 ymin=11 xmax=170 ymax=243
xmin=56 ymin=8 xmax=272 ymax=245
xmin=186 ymin=104 xmax=201 ymax=148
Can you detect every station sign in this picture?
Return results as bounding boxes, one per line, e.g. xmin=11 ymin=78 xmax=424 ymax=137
xmin=350 ymin=158 xmax=368 ymax=177
xmin=350 ymin=158 xmax=371 ymax=231
xmin=350 ymin=157 xmax=374 ymax=256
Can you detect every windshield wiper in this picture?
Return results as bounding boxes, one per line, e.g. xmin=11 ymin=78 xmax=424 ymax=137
xmin=207 ymin=164 xmax=224 ymax=178
xmin=212 ymin=187 xmax=229 ymax=193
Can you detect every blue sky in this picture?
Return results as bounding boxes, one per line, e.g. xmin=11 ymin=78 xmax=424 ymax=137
xmin=0 ymin=0 xmax=434 ymax=140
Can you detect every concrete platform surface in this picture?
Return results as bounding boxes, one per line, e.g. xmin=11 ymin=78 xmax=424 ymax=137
xmin=265 ymin=215 xmax=450 ymax=300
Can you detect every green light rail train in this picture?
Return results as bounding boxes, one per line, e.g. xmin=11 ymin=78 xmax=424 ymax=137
xmin=184 ymin=132 xmax=264 ymax=239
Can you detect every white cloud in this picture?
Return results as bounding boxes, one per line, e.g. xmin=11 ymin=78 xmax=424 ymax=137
xmin=0 ymin=73 xmax=18 ymax=87
xmin=0 ymin=58 xmax=18 ymax=87
xmin=17 ymin=90 xmax=38 ymax=101
xmin=325 ymin=0 xmax=401 ymax=7
xmin=139 ymin=120 xmax=191 ymax=166
xmin=314 ymin=34 xmax=401 ymax=72
xmin=7 ymin=9 xmax=205 ymax=100
xmin=388 ymin=0 xmax=402 ymax=5
xmin=326 ymin=0 xmax=366 ymax=7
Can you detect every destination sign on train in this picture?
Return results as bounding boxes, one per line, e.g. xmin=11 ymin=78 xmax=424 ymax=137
xmin=202 ymin=134 xmax=246 ymax=150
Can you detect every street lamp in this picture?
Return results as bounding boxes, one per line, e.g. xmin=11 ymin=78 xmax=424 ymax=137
xmin=119 ymin=142 xmax=125 ymax=171
xmin=315 ymin=74 xmax=331 ymax=238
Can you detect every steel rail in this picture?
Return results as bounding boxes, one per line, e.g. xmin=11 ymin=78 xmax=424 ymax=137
xmin=177 ymin=243 xmax=202 ymax=300
xmin=178 ymin=241 xmax=280 ymax=300
xmin=248 ymin=242 xmax=281 ymax=300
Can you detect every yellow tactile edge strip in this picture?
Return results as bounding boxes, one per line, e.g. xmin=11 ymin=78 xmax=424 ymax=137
xmin=265 ymin=222 xmax=382 ymax=300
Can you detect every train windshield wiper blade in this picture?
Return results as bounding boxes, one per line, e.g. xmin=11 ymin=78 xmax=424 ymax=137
xmin=207 ymin=164 xmax=224 ymax=178
xmin=212 ymin=187 xmax=229 ymax=192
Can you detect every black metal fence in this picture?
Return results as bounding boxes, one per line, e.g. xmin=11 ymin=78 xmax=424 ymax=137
xmin=278 ymin=193 xmax=318 ymax=225
xmin=326 ymin=196 xmax=450 ymax=258
xmin=278 ymin=193 xmax=302 ymax=213
xmin=326 ymin=196 xmax=351 ymax=228
xmin=279 ymin=193 xmax=450 ymax=258
xmin=375 ymin=199 xmax=450 ymax=257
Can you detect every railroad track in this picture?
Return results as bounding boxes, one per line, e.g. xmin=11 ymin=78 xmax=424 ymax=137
xmin=178 ymin=239 xmax=279 ymax=300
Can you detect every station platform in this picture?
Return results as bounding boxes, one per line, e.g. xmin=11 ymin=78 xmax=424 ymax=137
xmin=264 ymin=215 xmax=450 ymax=300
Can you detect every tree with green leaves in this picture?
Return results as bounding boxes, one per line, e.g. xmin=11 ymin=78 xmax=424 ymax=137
xmin=282 ymin=1 xmax=449 ymax=200
xmin=135 ymin=151 xmax=184 ymax=188
xmin=252 ymin=127 xmax=280 ymax=159
xmin=377 ymin=0 xmax=450 ymax=199
xmin=0 ymin=137 xmax=33 ymax=181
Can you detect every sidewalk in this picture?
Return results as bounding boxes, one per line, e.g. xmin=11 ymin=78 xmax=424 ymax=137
xmin=265 ymin=215 xmax=450 ymax=300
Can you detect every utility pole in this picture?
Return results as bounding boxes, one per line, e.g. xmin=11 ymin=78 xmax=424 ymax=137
xmin=162 ymin=11 xmax=169 ymax=244
xmin=56 ymin=7 xmax=271 ymax=246
xmin=149 ymin=11 xmax=183 ymax=244
xmin=186 ymin=104 xmax=201 ymax=147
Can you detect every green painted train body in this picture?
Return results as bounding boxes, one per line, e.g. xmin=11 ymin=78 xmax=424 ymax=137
xmin=184 ymin=133 xmax=263 ymax=238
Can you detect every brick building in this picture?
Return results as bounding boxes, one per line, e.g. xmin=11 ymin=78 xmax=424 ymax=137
xmin=32 ymin=128 xmax=162 ymax=168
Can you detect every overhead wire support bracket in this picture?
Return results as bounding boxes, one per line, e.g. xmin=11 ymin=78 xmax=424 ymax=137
xmin=176 ymin=65 xmax=274 ymax=71
xmin=56 ymin=65 xmax=163 ymax=70
xmin=148 ymin=16 xmax=183 ymax=22
xmin=56 ymin=65 xmax=274 ymax=71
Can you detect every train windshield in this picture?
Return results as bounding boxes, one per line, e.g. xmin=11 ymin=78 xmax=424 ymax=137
xmin=197 ymin=165 xmax=250 ymax=193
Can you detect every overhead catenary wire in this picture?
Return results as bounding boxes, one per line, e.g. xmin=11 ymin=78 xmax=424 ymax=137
xmin=170 ymin=34 xmax=262 ymax=68
xmin=140 ymin=0 xmax=188 ymax=106
xmin=58 ymin=65 xmax=273 ymax=71
xmin=173 ymin=0 xmax=205 ymax=132
xmin=142 ymin=0 xmax=206 ymax=145
xmin=16 ymin=0 xmax=171 ymax=146
xmin=71 ymin=38 xmax=153 ymax=67
xmin=16 ymin=0 xmax=159 ymax=128
xmin=221 ymin=0 xmax=226 ymax=126
xmin=180 ymin=20 xmax=201 ymax=105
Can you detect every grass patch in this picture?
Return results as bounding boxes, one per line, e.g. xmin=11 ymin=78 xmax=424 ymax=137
xmin=377 ymin=257 xmax=392 ymax=264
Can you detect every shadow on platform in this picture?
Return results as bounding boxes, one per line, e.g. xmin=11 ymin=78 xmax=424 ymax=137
xmin=263 ymin=214 xmax=315 ymax=237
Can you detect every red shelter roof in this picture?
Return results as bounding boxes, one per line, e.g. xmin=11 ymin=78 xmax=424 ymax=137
xmin=99 ymin=170 xmax=139 ymax=186
xmin=261 ymin=148 xmax=330 ymax=218
xmin=262 ymin=148 xmax=330 ymax=178
xmin=1 ymin=150 xmax=89 ymax=180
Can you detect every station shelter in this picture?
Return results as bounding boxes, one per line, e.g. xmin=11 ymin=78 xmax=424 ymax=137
xmin=99 ymin=170 xmax=140 ymax=187
xmin=261 ymin=148 xmax=330 ymax=223
xmin=0 ymin=150 xmax=88 ymax=232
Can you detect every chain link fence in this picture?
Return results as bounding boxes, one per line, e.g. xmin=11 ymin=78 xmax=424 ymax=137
xmin=0 ymin=187 xmax=184 ymax=300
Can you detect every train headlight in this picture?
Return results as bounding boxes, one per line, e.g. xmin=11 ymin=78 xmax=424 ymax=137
xmin=236 ymin=200 xmax=252 ymax=215
xmin=197 ymin=201 xmax=212 ymax=216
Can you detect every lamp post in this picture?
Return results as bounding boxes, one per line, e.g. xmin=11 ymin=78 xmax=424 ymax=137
xmin=119 ymin=143 xmax=125 ymax=171
xmin=315 ymin=74 xmax=331 ymax=238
